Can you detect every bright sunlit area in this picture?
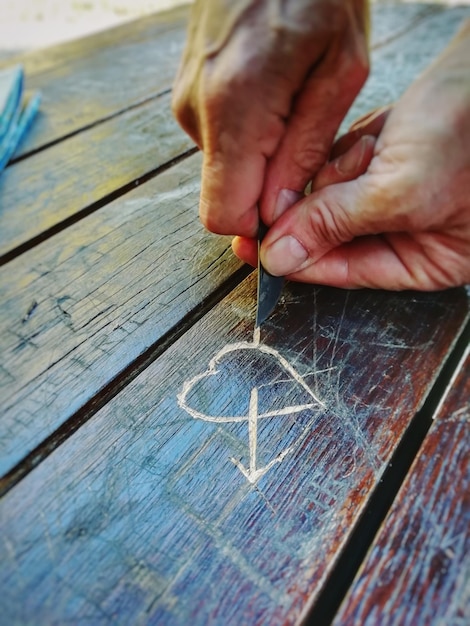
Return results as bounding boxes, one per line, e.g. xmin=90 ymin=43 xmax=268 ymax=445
xmin=2 ymin=0 xmax=469 ymax=62
xmin=0 ymin=0 xmax=192 ymax=60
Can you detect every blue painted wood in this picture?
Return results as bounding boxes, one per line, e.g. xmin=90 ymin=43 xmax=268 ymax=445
xmin=334 ymin=351 xmax=470 ymax=626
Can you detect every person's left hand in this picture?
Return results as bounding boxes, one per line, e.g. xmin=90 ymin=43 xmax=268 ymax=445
xmin=233 ymin=20 xmax=470 ymax=290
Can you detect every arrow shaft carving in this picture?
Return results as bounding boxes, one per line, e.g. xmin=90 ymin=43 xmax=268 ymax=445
xmin=249 ymin=387 xmax=258 ymax=475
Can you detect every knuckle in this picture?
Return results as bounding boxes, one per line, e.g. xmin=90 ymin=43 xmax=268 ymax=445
xmin=199 ymin=206 xmax=226 ymax=235
xmin=306 ymin=197 xmax=349 ymax=249
xmin=291 ymin=143 xmax=328 ymax=180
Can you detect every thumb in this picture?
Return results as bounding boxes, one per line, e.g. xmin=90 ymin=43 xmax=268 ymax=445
xmin=261 ymin=175 xmax=411 ymax=289
xmin=260 ymin=176 xmax=426 ymax=290
xmin=260 ymin=178 xmax=373 ymax=276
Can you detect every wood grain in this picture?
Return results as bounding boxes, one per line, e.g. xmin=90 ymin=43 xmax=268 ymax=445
xmin=368 ymin=2 xmax=442 ymax=48
xmin=0 ymin=3 xmax=445 ymax=159
xmin=0 ymin=152 xmax=243 ymax=477
xmin=0 ymin=6 xmax=190 ymax=157
xmin=0 ymin=276 xmax=468 ymax=625
xmin=1 ymin=6 xmax=469 ymax=623
xmin=334 ymin=350 xmax=470 ymax=626
xmin=0 ymin=92 xmax=194 ymax=259
xmin=342 ymin=6 xmax=470 ymax=132
xmin=1 ymin=6 xmax=466 ymax=263
xmin=2 ymin=3 xmax=462 ymax=477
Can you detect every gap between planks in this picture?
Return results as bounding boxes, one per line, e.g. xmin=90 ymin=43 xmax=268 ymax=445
xmin=301 ymin=316 xmax=470 ymax=626
xmin=8 ymin=2 xmax=442 ymax=165
xmin=0 ymin=145 xmax=199 ymax=266
xmin=0 ymin=264 xmax=253 ymax=498
xmin=0 ymin=4 xmax=449 ymax=266
xmin=8 ymin=87 xmax=172 ymax=165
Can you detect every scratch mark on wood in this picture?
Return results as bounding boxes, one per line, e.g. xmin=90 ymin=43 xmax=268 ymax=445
xmin=178 ymin=327 xmax=325 ymax=483
xmin=21 ymin=300 xmax=38 ymax=324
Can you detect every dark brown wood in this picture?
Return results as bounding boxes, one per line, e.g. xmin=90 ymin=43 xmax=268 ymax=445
xmin=0 ymin=152 xmax=243 ymax=477
xmin=334 ymin=349 xmax=470 ymax=626
xmin=0 ymin=92 xmax=194 ymax=258
xmin=0 ymin=276 xmax=468 ymax=624
xmin=0 ymin=6 xmax=190 ymax=157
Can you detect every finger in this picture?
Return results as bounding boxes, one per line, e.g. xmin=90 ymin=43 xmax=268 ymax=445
xmin=282 ymin=234 xmax=422 ymax=290
xmin=312 ymin=134 xmax=375 ymax=191
xmin=330 ymin=105 xmax=392 ymax=160
xmin=260 ymin=179 xmax=372 ymax=276
xmin=232 ymin=236 xmax=258 ymax=267
xmin=259 ymin=174 xmax=451 ymax=290
xmin=199 ymin=149 xmax=265 ymax=237
xmin=283 ymin=228 xmax=463 ymax=290
xmin=260 ymin=29 xmax=369 ymax=225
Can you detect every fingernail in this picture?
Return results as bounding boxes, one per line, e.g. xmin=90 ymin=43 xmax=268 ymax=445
xmin=336 ymin=135 xmax=367 ymax=175
xmin=273 ymin=189 xmax=302 ymax=222
xmin=263 ymin=235 xmax=308 ymax=275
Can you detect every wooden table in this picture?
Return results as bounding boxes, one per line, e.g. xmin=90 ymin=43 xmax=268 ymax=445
xmin=1 ymin=3 xmax=469 ymax=624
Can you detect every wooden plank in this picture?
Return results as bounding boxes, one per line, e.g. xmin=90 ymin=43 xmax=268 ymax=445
xmin=0 ymin=92 xmax=194 ymax=259
xmin=369 ymin=2 xmax=442 ymax=49
xmin=0 ymin=2 xmax=452 ymax=468
xmin=1 ymin=5 xmax=464 ymax=262
xmin=0 ymin=152 xmax=243 ymax=477
xmin=333 ymin=349 xmax=470 ymax=626
xmin=0 ymin=3 xmax=445 ymax=159
xmin=0 ymin=277 xmax=468 ymax=624
xmin=0 ymin=6 xmax=190 ymax=157
xmin=342 ymin=6 xmax=470 ymax=132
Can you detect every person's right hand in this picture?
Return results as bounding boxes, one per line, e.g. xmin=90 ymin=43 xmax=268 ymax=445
xmin=172 ymin=0 xmax=369 ymax=237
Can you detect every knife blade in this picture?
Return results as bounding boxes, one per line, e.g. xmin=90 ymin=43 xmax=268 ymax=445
xmin=255 ymin=220 xmax=284 ymax=327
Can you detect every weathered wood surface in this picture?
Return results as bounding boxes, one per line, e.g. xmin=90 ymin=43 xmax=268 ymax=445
xmin=342 ymin=5 xmax=470 ymax=132
xmin=368 ymin=2 xmax=441 ymax=47
xmin=1 ymin=4 xmax=470 ymax=625
xmin=1 ymin=3 xmax=463 ymax=260
xmin=334 ymin=350 xmax=470 ymax=626
xmin=0 ymin=2 xmax=444 ymax=160
xmin=0 ymin=92 xmax=194 ymax=259
xmin=0 ymin=6 xmax=190 ymax=158
xmin=0 ymin=277 xmax=468 ymax=624
xmin=1 ymin=4 xmax=465 ymax=479
xmin=0 ymin=152 xmax=243 ymax=478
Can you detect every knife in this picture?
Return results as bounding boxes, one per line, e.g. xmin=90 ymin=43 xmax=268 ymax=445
xmin=255 ymin=220 xmax=284 ymax=327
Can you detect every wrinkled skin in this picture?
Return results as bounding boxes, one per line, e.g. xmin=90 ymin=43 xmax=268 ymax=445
xmin=233 ymin=20 xmax=470 ymax=290
xmin=172 ymin=0 xmax=369 ymax=236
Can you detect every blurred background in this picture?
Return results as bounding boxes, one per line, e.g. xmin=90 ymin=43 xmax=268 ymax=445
xmin=0 ymin=0 xmax=191 ymax=60
xmin=0 ymin=0 xmax=467 ymax=61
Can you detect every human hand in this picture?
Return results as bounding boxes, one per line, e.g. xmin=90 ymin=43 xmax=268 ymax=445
xmin=234 ymin=19 xmax=470 ymax=290
xmin=172 ymin=0 xmax=369 ymax=236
